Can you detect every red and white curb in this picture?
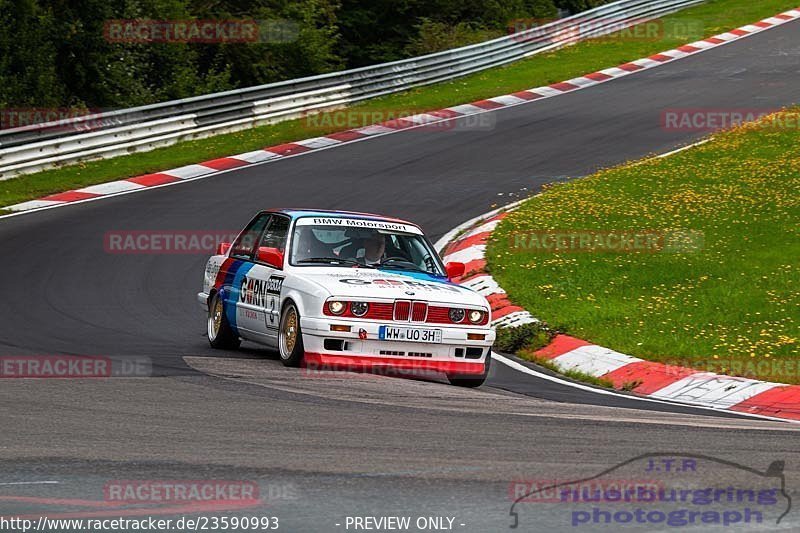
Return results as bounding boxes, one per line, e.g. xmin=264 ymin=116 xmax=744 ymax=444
xmin=436 ymin=208 xmax=539 ymax=330
xmin=4 ymin=7 xmax=800 ymax=215
xmin=437 ymin=204 xmax=800 ymax=423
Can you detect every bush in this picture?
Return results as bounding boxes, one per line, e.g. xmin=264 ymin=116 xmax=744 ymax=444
xmin=556 ymin=0 xmax=616 ymax=14
xmin=0 ymin=0 xmax=341 ymax=109
xmin=494 ymin=322 xmax=553 ymax=354
xmin=338 ymin=0 xmax=559 ymax=67
xmin=405 ymin=19 xmax=502 ymax=56
xmin=0 ymin=0 xmax=614 ymax=111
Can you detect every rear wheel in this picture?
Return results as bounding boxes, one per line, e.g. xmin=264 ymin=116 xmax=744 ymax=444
xmin=207 ymin=292 xmax=240 ymax=350
xmin=447 ymin=351 xmax=491 ymax=388
xmin=279 ymin=302 xmax=305 ymax=367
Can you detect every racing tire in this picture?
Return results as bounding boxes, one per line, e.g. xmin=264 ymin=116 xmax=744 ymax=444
xmin=279 ymin=302 xmax=305 ymax=367
xmin=207 ymin=292 xmax=240 ymax=350
xmin=447 ymin=351 xmax=491 ymax=388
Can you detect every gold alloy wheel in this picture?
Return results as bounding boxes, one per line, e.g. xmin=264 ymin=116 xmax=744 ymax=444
xmin=210 ymin=296 xmax=223 ymax=338
xmin=282 ymin=307 xmax=298 ymax=355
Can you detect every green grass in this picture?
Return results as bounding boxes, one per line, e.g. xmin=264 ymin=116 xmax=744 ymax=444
xmin=2 ymin=0 xmax=798 ymax=208
xmin=488 ymin=109 xmax=800 ymax=383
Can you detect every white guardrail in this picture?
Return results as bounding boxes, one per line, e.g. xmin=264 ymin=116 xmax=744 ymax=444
xmin=0 ymin=0 xmax=704 ymax=178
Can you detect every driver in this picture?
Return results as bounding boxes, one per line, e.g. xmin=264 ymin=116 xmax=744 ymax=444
xmin=362 ymin=230 xmax=386 ymax=265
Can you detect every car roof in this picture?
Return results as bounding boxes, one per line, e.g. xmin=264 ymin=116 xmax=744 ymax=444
xmin=264 ymin=208 xmax=418 ymax=227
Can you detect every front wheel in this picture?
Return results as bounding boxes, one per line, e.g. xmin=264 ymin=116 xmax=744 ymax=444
xmin=279 ymin=302 xmax=305 ymax=367
xmin=208 ymin=292 xmax=240 ymax=350
xmin=447 ymin=351 xmax=491 ymax=388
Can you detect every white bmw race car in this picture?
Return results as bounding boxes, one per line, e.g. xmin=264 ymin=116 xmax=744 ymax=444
xmin=198 ymin=209 xmax=495 ymax=387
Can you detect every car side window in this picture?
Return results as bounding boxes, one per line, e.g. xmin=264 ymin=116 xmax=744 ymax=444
xmin=231 ymin=214 xmax=271 ymax=260
xmin=259 ymin=215 xmax=290 ymax=254
xmin=406 ymin=238 xmax=433 ymax=272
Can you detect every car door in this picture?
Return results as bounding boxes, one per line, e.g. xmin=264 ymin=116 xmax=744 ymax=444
xmin=225 ymin=213 xmax=271 ymax=342
xmin=237 ymin=214 xmax=291 ymax=345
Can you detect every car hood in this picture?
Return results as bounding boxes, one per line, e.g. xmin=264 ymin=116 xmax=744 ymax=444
xmin=296 ymin=267 xmax=487 ymax=307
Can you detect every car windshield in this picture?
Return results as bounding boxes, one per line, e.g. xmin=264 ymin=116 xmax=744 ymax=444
xmin=290 ymin=222 xmax=445 ymax=276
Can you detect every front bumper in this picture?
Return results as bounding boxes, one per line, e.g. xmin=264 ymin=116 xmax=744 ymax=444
xmin=300 ymin=316 xmax=494 ymax=375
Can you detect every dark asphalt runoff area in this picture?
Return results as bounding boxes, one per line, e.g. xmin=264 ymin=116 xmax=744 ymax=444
xmin=0 ymin=17 xmax=799 ymax=532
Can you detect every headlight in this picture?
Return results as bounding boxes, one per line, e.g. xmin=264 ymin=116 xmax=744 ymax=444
xmin=449 ymin=308 xmax=465 ymax=323
xmin=350 ymin=301 xmax=369 ymax=317
xmin=328 ymin=301 xmax=346 ymax=315
xmin=468 ymin=310 xmax=485 ymax=324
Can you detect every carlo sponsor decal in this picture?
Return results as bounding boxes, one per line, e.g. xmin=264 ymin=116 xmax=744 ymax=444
xmin=240 ymin=275 xmax=284 ymax=307
xmin=239 ymin=275 xmax=284 ymax=329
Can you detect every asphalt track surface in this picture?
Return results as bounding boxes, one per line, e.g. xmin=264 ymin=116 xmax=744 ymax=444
xmin=1 ymin=17 xmax=799 ymax=532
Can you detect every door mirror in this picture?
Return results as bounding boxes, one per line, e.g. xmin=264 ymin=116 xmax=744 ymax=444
xmin=217 ymin=242 xmax=231 ymax=256
xmin=257 ymin=247 xmax=284 ymax=269
xmin=445 ymin=262 xmax=465 ymax=280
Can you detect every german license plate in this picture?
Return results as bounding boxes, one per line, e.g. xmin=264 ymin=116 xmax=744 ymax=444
xmin=379 ymin=326 xmax=442 ymax=343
